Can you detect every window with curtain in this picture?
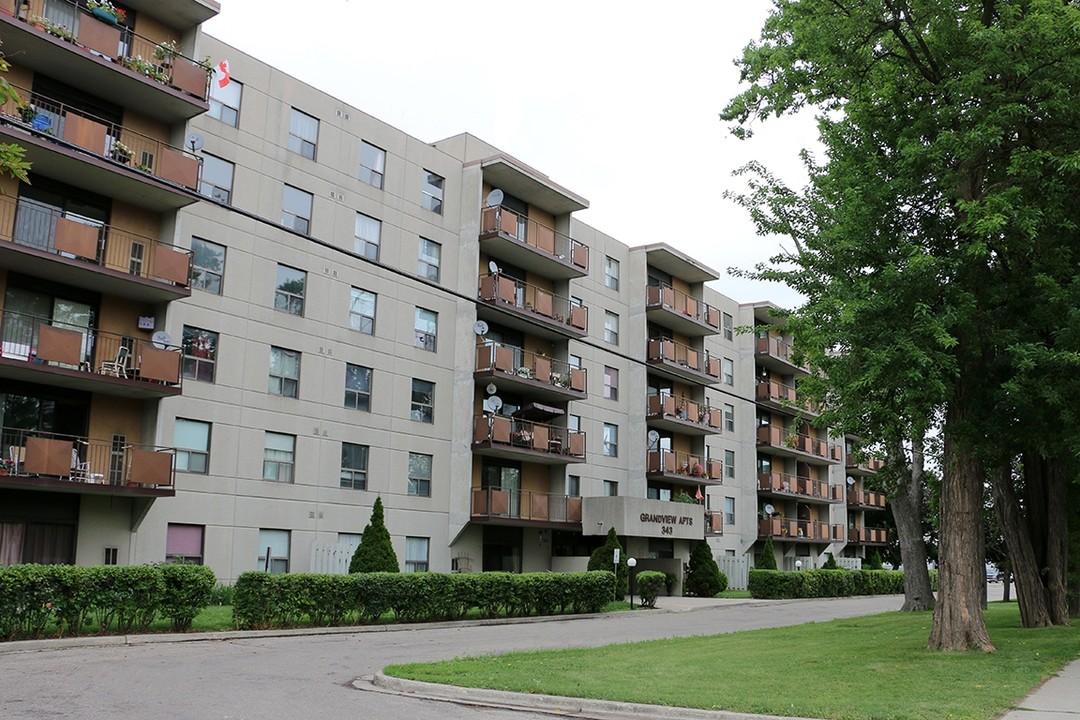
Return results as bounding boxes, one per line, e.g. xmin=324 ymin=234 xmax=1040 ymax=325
xmin=268 ymin=346 xmax=300 ymax=397
xmin=414 ymin=308 xmax=438 ymax=352
xmin=262 ymin=432 xmax=295 ymax=482
xmin=257 ymin=528 xmax=290 ymax=573
xmin=359 ymin=141 xmax=385 ymax=188
xmin=354 ymin=212 xmax=381 ymax=260
xmin=349 ymin=287 xmax=376 ymax=334
xmin=166 ymin=524 xmax=204 ymax=564
xmin=174 ymin=418 xmax=210 ymax=474
xmin=288 ymin=108 xmax=319 ymax=160
xmin=405 ymin=536 xmax=429 ymax=572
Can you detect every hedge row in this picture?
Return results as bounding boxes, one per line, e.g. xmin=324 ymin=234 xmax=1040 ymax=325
xmin=748 ymin=569 xmax=938 ymax=599
xmin=234 ymin=570 xmax=616 ymax=629
xmin=0 ymin=563 xmax=216 ymax=640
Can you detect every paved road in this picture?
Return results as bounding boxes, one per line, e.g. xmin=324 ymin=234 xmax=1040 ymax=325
xmin=0 ymin=595 xmax=904 ymax=720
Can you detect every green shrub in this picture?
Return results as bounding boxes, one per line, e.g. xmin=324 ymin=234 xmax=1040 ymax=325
xmin=349 ymin=496 xmax=399 ymax=573
xmin=636 ymin=571 xmax=667 ymax=608
xmin=684 ymin=541 xmax=727 ymax=597
xmin=208 ymin=583 xmax=234 ymax=606
xmin=867 ymin=549 xmax=884 ymax=570
xmin=749 ymin=568 xmax=908 ymax=599
xmin=758 ymin=535 xmax=778 ymax=570
xmin=587 ymin=528 xmax=628 ymax=597
xmin=159 ymin=563 xmax=216 ymax=632
xmin=821 ymin=552 xmax=839 ymax=569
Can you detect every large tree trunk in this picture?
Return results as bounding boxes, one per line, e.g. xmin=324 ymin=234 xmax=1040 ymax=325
xmin=992 ymin=461 xmax=1052 ymax=627
xmin=1044 ymin=457 xmax=1070 ymax=626
xmin=1069 ymin=481 xmax=1080 ymax=619
xmin=890 ymin=436 xmax=934 ymax=611
xmin=929 ymin=403 xmax=994 ymax=652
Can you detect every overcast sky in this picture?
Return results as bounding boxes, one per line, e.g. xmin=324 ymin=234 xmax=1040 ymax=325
xmin=203 ymin=1 xmax=816 ymax=308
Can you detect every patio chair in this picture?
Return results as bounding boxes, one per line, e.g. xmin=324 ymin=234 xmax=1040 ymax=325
xmin=8 ymin=445 xmax=25 ymax=474
xmin=69 ymin=447 xmax=90 ymax=482
xmin=99 ymin=345 xmax=129 ymax=378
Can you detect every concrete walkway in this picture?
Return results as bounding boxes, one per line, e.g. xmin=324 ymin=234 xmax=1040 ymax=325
xmin=997 ymin=658 xmax=1080 ymax=720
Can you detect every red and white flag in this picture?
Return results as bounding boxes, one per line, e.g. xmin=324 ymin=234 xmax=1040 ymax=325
xmin=695 ymin=487 xmax=704 ymax=502
xmin=214 ymin=59 xmax=231 ymax=89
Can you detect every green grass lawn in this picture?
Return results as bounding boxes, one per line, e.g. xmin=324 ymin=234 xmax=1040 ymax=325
xmin=385 ymin=602 xmax=1079 ymax=720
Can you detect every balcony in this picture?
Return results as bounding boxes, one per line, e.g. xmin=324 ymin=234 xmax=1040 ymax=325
xmin=704 ymin=511 xmax=724 ymax=536
xmin=645 ymin=337 xmax=721 ymax=386
xmin=0 ymin=1 xmax=210 ymax=123
xmin=470 ymin=487 xmax=583 ymax=529
xmin=644 ymin=284 xmax=722 ymax=337
xmin=479 ymin=206 xmax=588 ymax=280
xmin=755 ymin=379 xmax=818 ymax=417
xmin=0 ymin=426 xmax=175 ymax=497
xmin=846 ymin=456 xmax=886 ymax=474
xmin=0 ymin=195 xmax=191 ymax=303
xmin=758 ymin=473 xmax=844 ymax=504
xmin=0 ymin=311 xmax=182 ymax=398
xmin=474 ymin=340 xmax=586 ymax=402
xmin=645 ymin=393 xmax=722 ymax=436
xmin=0 ymin=87 xmax=202 ymax=211
xmin=758 ymin=517 xmax=844 ymax=542
xmin=755 ymin=335 xmax=807 ymax=375
xmin=848 ymin=526 xmax=888 ymax=545
xmin=477 ymin=273 xmax=588 ymax=340
xmin=847 ymin=489 xmax=887 ymax=510
xmin=472 ymin=414 xmax=585 ymax=464
xmin=756 ymin=424 xmax=841 ymax=465
xmin=646 ymin=448 xmax=723 ymax=487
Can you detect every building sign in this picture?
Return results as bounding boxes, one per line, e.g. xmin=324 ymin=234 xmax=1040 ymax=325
xmin=582 ymin=496 xmax=704 ymax=540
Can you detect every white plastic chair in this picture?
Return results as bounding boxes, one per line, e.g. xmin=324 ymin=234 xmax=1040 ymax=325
xmin=70 ymin=448 xmax=90 ymax=481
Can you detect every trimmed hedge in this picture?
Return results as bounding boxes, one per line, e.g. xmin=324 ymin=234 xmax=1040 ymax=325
xmin=0 ymin=563 xmax=217 ymax=640
xmin=747 ymin=568 xmax=939 ymax=599
xmin=233 ymin=570 xmax=616 ymax=630
xmin=635 ymin=571 xmax=667 ymax=608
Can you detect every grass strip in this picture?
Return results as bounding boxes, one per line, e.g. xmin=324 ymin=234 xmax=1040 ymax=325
xmin=384 ymin=602 xmax=1079 ymax=720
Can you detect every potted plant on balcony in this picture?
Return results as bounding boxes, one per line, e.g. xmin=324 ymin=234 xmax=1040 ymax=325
xmin=689 ymin=462 xmax=705 ymax=478
xmin=88 ymin=0 xmax=126 ymax=25
xmin=110 ymin=140 xmax=133 ymax=164
xmin=154 ymin=40 xmax=180 ymax=68
xmin=18 ymin=102 xmax=38 ymax=124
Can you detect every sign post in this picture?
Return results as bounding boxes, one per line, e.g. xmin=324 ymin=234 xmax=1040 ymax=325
xmin=613 ymin=548 xmax=621 ymax=601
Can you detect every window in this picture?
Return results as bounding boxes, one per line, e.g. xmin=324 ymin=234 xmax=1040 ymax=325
xmin=604 ymin=311 xmax=619 ymax=344
xmin=722 ymin=312 xmax=734 ymax=341
xmin=414 ymin=307 xmax=438 ymax=351
xmin=104 ymin=547 xmax=118 ymax=565
xmin=410 ymin=379 xmax=434 ymax=423
xmin=722 ymin=357 xmax=734 ymax=385
xmin=209 ymin=77 xmax=242 ymax=127
xmin=603 ymin=366 xmax=619 ymax=400
xmin=340 ymin=442 xmax=368 ymax=490
xmin=567 ymin=414 xmax=581 ymax=434
xmin=344 ymin=363 xmax=372 ymax=411
xmin=349 ymin=287 xmax=377 ymax=335
xmin=418 ymin=237 xmax=441 ymax=282
xmin=421 ymin=170 xmax=444 ymax=214
xmin=339 ymin=533 xmax=362 ymax=555
xmin=274 ymin=265 xmax=306 ymax=316
xmin=408 ymin=452 xmax=432 ymax=497
xmin=190 ymin=237 xmax=225 ymax=294
xmin=567 ymin=475 xmax=580 ymax=497
xmin=359 ymin=141 xmax=385 ymax=188
xmin=166 ymin=524 xmax=204 ymax=564
xmin=182 ymin=326 xmax=217 ymax=383
xmin=603 ymin=423 xmax=618 ymax=457
xmin=405 ymin=536 xmax=429 ymax=572
xmin=287 ymin=108 xmax=319 ymax=160
xmin=604 ymin=480 xmax=618 ymax=497
xmin=568 ymin=354 xmax=582 ymax=370
xmin=725 ymin=449 xmax=736 ymax=479
xmin=281 ymin=185 xmax=313 ymax=234
xmin=257 ymin=529 xmax=290 ymax=573
xmin=604 ymin=256 xmax=620 ymax=290
xmin=724 ymin=497 xmax=736 ymax=527
xmin=268 ymin=346 xmax=300 ymax=398
xmin=199 ymin=154 xmax=234 ymax=204
xmin=263 ymin=432 xmax=295 ymax=482
xmin=724 ymin=403 xmax=735 ymax=432
xmin=174 ymin=418 xmax=210 ymax=474
xmin=354 ymin=212 xmax=381 ymax=260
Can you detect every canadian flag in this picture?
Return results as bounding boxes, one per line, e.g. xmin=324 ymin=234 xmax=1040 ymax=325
xmin=695 ymin=487 xmax=704 ymax=502
xmin=214 ymin=59 xmax=231 ymax=89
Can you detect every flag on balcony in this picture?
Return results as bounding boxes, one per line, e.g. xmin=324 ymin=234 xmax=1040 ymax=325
xmin=215 ymin=59 xmax=231 ymax=89
xmin=695 ymin=487 xmax=704 ymax=502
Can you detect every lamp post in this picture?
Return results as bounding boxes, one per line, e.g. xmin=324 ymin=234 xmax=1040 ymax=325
xmin=627 ymin=557 xmax=637 ymax=609
xmin=795 ymin=559 xmax=803 ymax=572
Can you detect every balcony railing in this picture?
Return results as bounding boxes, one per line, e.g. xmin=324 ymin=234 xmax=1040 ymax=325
xmin=470 ymin=487 xmax=583 ymax=525
xmin=704 ymin=511 xmax=724 ymax=535
xmin=847 ymin=457 xmax=886 ymax=473
xmin=756 ymin=424 xmax=841 ymax=463
xmin=847 ymin=489 xmax=887 ymax=509
xmin=646 ymin=448 xmax=723 ymax=483
xmin=0 ymin=310 xmax=182 ymax=387
xmin=475 ymin=340 xmax=586 ymax=396
xmin=2 ymin=83 xmax=202 ymax=191
xmin=478 ymin=273 xmax=588 ymax=333
xmin=0 ymin=426 xmax=175 ymax=490
xmin=758 ymin=517 xmax=844 ymax=541
xmin=758 ymin=473 xmax=843 ymax=502
xmin=480 ymin=206 xmax=589 ymax=271
xmin=848 ymin=526 xmax=888 ymax=544
xmin=472 ymin=413 xmax=586 ymax=459
xmin=645 ymin=283 xmax=721 ymax=334
xmin=645 ymin=393 xmax=722 ymax=432
xmin=17 ymin=0 xmax=210 ymax=101
xmin=645 ymin=337 xmax=721 ymax=384
xmin=755 ymin=379 xmax=819 ymax=415
xmin=0 ymin=194 xmax=192 ymax=289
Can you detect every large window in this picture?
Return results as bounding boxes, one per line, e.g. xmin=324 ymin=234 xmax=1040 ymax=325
xmin=340 ymin=442 xmax=368 ymax=490
xmin=344 ymin=363 xmax=372 ymax=411
xmin=190 ymin=237 xmax=225 ymax=294
xmin=604 ymin=256 xmax=620 ymax=290
xmin=209 ymin=78 xmax=242 ymax=127
xmin=405 ymin=536 xmax=429 ymax=572
xmin=355 ymin=212 xmax=381 ymax=260
xmin=269 ymin=346 xmax=300 ymax=398
xmin=421 ymin=170 xmax=444 ymax=214
xmin=281 ymin=185 xmax=313 ymax=234
xmin=349 ymin=287 xmax=376 ymax=334
xmin=604 ymin=311 xmax=619 ymax=345
xmin=603 ymin=423 xmax=618 ymax=457
xmin=410 ymin=379 xmax=434 ymax=423
xmin=274 ymin=264 xmax=306 ymax=316
xmin=174 ymin=418 xmax=210 ymax=474
xmin=418 ymin=238 xmax=441 ymax=282
xmin=603 ymin=366 xmax=619 ymax=400
xmin=359 ymin=141 xmax=385 ymax=188
xmin=257 ymin=529 xmax=290 ymax=573
xmin=408 ymin=452 xmax=432 ymax=497
xmin=199 ymin=154 xmax=234 ymax=204
xmin=166 ymin=524 xmax=204 ymax=564
xmin=182 ymin=326 xmax=217 ymax=383
xmin=287 ymin=108 xmax=319 ymax=160
xmin=414 ymin=307 xmax=438 ymax=352
xmin=263 ymin=432 xmax=295 ymax=482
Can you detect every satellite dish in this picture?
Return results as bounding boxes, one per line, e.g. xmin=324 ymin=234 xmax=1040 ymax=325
xmin=186 ymin=133 xmax=204 ymax=152
xmin=151 ymin=331 xmax=173 ymax=350
xmin=488 ymin=260 xmax=500 ymax=275
xmin=846 ymin=476 xmax=856 ymax=486
xmin=473 ymin=320 xmax=489 ymax=336
xmin=484 ymin=189 xmax=504 ymax=208
xmin=485 ymin=383 xmax=498 ymax=395
xmin=647 ymin=430 xmax=660 ymax=445
xmin=764 ymin=504 xmax=775 ymax=516
xmin=489 ymin=396 xmax=503 ymax=412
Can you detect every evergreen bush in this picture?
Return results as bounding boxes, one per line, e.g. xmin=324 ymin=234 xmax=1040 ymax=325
xmin=586 ymin=527 xmax=628 ymax=597
xmin=821 ymin=552 xmax=839 ymax=569
xmin=349 ymin=496 xmax=399 ymax=573
xmin=758 ymin=534 xmax=778 ymax=570
xmin=636 ymin=571 xmax=667 ymax=608
xmin=684 ymin=541 xmax=727 ymax=597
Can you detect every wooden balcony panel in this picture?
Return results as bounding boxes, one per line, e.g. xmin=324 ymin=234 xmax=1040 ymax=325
xmin=54 ymin=217 xmax=99 ymax=259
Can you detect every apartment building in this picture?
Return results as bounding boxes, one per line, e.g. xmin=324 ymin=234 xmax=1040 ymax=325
xmin=0 ymin=3 xmax=884 ymax=582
